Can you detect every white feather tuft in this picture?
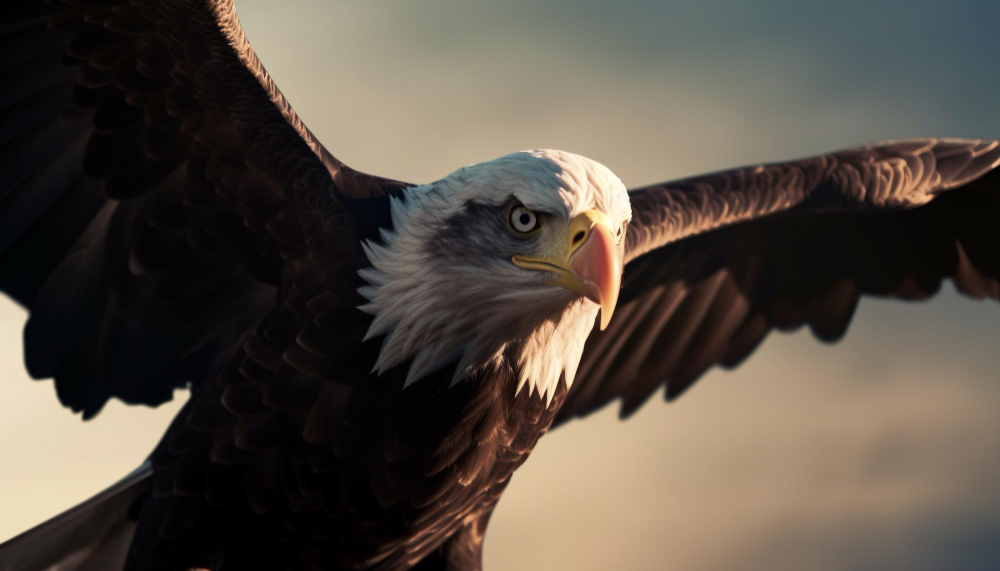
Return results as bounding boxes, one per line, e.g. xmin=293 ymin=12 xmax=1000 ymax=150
xmin=357 ymin=150 xmax=631 ymax=405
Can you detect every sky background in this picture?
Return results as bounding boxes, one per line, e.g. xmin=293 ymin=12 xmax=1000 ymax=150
xmin=2 ymin=1 xmax=1000 ymax=569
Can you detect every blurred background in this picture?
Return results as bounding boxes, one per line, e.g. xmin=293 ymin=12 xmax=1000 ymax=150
xmin=2 ymin=0 xmax=1000 ymax=569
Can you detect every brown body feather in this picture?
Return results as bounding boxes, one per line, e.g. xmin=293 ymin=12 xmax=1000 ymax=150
xmin=2 ymin=2 xmax=553 ymax=568
xmin=134 ymin=268 xmax=563 ymax=569
xmin=2 ymin=1 xmax=1000 ymax=570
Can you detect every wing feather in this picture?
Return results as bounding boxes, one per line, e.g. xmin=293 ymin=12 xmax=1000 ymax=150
xmin=557 ymin=138 xmax=1000 ymax=425
xmin=0 ymin=0 xmax=410 ymax=416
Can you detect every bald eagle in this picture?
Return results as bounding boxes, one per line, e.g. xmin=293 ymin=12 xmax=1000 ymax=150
xmin=1 ymin=0 xmax=998 ymax=570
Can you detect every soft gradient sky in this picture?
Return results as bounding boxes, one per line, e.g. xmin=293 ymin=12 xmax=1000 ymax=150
xmin=2 ymin=1 xmax=1000 ymax=569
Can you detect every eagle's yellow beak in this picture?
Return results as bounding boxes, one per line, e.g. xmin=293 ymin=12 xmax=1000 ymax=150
xmin=511 ymin=210 xmax=622 ymax=330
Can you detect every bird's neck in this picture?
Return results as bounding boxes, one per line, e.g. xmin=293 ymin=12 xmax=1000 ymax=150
xmin=503 ymin=298 xmax=598 ymax=404
xmin=353 ymin=186 xmax=600 ymax=405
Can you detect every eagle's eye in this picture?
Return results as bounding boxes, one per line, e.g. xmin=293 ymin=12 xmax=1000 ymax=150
xmin=617 ymin=221 xmax=627 ymax=241
xmin=508 ymin=205 xmax=539 ymax=235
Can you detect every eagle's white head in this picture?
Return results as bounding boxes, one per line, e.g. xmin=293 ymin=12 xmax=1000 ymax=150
xmin=358 ymin=150 xmax=631 ymax=404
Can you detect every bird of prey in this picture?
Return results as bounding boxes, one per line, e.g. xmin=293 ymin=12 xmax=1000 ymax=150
xmin=1 ymin=0 xmax=998 ymax=570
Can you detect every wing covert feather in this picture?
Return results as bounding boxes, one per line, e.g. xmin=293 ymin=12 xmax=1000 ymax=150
xmin=558 ymin=138 xmax=1000 ymax=425
xmin=1 ymin=0 xmax=409 ymax=416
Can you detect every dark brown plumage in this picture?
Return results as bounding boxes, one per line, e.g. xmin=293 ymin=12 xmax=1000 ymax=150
xmin=1 ymin=1 xmax=550 ymax=568
xmin=1 ymin=1 xmax=998 ymax=570
xmin=1 ymin=0 xmax=405 ymax=421
xmin=564 ymin=140 xmax=1000 ymax=422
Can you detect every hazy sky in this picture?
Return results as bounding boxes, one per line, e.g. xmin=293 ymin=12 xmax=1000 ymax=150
xmin=2 ymin=1 xmax=1000 ymax=569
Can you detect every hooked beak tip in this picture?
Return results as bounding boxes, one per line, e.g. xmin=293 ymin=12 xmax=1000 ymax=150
xmin=569 ymin=222 xmax=621 ymax=331
xmin=599 ymin=295 xmax=616 ymax=330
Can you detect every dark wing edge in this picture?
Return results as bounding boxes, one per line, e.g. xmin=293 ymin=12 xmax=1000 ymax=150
xmin=556 ymin=138 xmax=1000 ymax=426
xmin=207 ymin=0 xmax=409 ymax=201
xmin=0 ymin=0 xmax=409 ymax=417
xmin=0 ymin=463 xmax=150 ymax=571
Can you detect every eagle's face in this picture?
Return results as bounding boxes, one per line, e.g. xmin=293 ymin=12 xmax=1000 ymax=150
xmin=358 ymin=150 xmax=631 ymax=403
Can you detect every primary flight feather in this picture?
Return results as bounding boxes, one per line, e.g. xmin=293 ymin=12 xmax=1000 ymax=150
xmin=0 ymin=1 xmax=998 ymax=570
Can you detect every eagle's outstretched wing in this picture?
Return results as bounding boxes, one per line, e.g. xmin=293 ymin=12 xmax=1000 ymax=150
xmin=558 ymin=139 xmax=1000 ymax=424
xmin=1 ymin=0 xmax=408 ymax=417
xmin=0 ymin=464 xmax=150 ymax=571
